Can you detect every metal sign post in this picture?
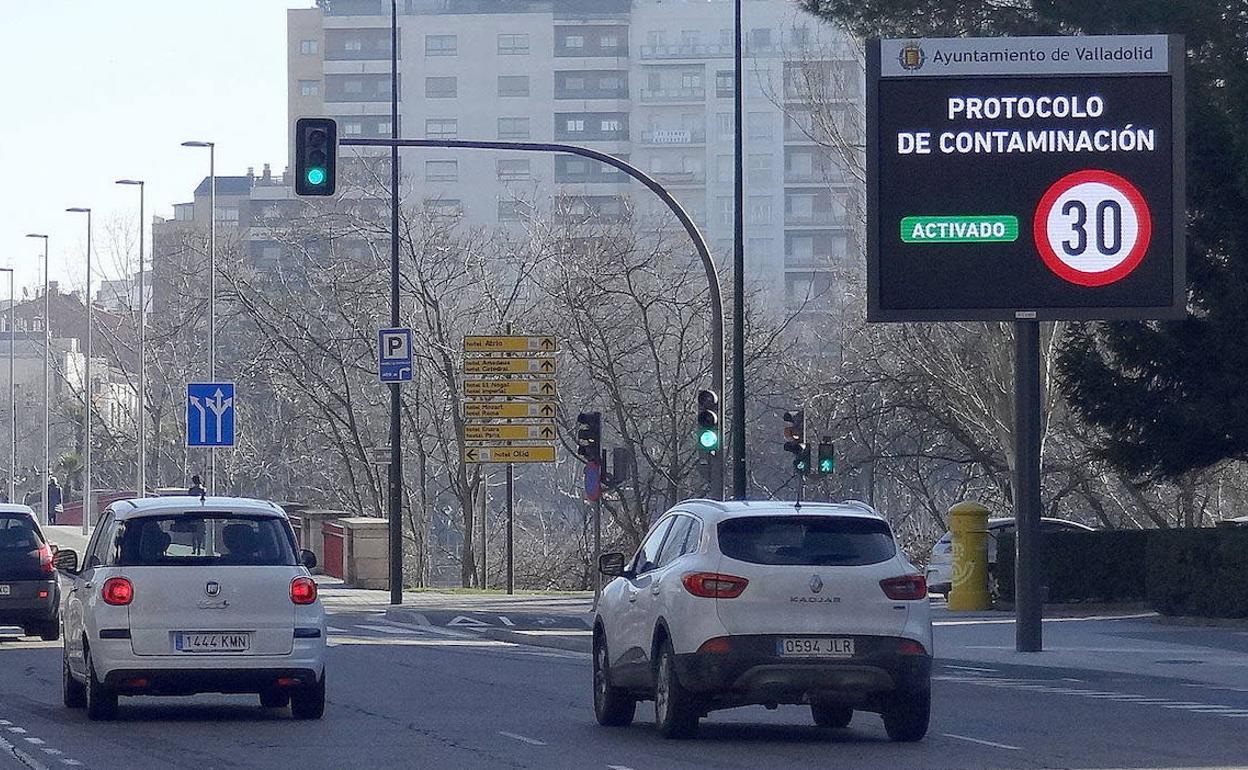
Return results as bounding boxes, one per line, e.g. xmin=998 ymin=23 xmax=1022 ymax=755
xmin=867 ymin=34 xmax=1185 ymax=652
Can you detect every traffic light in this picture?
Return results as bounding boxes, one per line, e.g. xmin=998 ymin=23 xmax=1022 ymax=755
xmin=576 ymin=411 xmax=602 ymax=464
xmin=783 ymin=410 xmax=811 ymax=474
xmin=695 ymin=390 xmax=720 ymax=452
xmin=817 ymin=438 xmax=835 ymax=475
xmin=294 ymin=117 xmax=338 ymax=196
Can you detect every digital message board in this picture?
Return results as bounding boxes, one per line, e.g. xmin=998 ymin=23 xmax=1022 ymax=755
xmin=866 ymin=35 xmax=1185 ymax=321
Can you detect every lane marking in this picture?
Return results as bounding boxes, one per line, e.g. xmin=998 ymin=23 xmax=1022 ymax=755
xmin=607 ymin=765 xmax=638 ymax=770
xmin=943 ymin=733 xmax=1022 ymax=751
xmin=7 ymin=727 xmax=27 ymax=734
xmin=943 ymin=664 xmax=997 ymax=673
xmin=499 ymin=616 xmax=515 ymax=627
xmin=24 ymin=737 xmax=45 ymax=745
xmin=0 ymin=731 xmax=53 ymax=770
xmin=326 ymin=626 xmax=351 ymax=635
xmin=355 ymin=624 xmax=422 ymax=636
xmin=498 ymin=731 xmax=546 ymax=746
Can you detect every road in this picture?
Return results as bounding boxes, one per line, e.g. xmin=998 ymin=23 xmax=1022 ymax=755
xmin=2 ymin=602 xmax=1247 ymax=770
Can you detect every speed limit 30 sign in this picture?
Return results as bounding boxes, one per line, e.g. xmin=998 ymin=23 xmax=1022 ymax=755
xmin=868 ymin=34 xmax=1184 ymax=321
xmin=1035 ymin=170 xmax=1153 ymax=287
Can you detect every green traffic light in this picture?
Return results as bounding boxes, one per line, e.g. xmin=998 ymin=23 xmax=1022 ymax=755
xmin=306 ymin=167 xmax=327 ymax=186
xmin=698 ymin=428 xmax=720 ymax=450
xmin=819 ymin=459 xmax=833 ymax=473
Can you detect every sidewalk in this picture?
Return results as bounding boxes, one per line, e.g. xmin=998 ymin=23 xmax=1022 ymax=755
xmin=43 ymin=525 xmax=91 ymax=555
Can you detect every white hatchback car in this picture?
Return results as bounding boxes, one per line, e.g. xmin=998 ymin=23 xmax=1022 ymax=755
xmin=54 ymin=497 xmax=326 ymax=721
xmin=925 ymin=517 xmax=1095 ymax=597
xmin=593 ymin=499 xmax=932 ymax=740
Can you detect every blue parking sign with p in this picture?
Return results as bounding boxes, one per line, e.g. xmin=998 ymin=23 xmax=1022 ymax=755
xmin=379 ymin=328 xmax=414 ymax=383
xmin=187 ymin=382 xmax=236 ymax=447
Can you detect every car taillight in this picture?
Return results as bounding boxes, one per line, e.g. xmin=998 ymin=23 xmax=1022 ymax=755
xmin=290 ymin=576 xmax=318 ymax=605
xmin=880 ymin=574 xmax=927 ymax=601
xmin=682 ymin=572 xmax=749 ymax=599
xmin=102 ymin=577 xmax=134 ymax=606
xmin=697 ymin=637 xmax=732 ymax=654
xmin=37 ymin=544 xmax=53 ymax=575
xmin=898 ymin=639 xmax=928 ymax=656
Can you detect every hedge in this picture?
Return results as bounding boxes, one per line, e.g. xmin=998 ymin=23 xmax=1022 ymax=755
xmin=994 ymin=526 xmax=1248 ymax=618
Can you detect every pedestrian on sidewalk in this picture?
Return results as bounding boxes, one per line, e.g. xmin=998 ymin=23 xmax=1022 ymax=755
xmin=187 ymin=474 xmax=206 ymax=499
xmin=47 ymin=477 xmax=62 ymax=525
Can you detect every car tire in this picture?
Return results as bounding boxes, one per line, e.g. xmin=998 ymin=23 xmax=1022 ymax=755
xmin=882 ymin=689 xmax=930 ymax=742
xmin=653 ymin=639 xmax=698 ymax=739
xmin=62 ymin=651 xmax=86 ymax=709
xmin=290 ymin=673 xmax=326 ymax=720
xmin=84 ymin=647 xmax=117 ymax=721
xmin=260 ymin=688 xmax=290 ymax=709
xmin=592 ymin=634 xmax=635 ymax=727
xmin=39 ymin=620 xmax=61 ymax=642
xmin=811 ymin=703 xmax=852 ymax=728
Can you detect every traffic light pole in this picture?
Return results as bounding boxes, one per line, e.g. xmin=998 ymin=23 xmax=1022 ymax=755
xmin=343 ymin=136 xmax=726 ymax=499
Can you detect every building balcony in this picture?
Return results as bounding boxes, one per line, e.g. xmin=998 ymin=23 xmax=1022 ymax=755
xmin=786 ymin=212 xmax=850 ymax=227
xmin=639 ymin=87 xmax=705 ymax=104
xmin=639 ymin=43 xmax=733 ymax=60
xmin=651 ymin=170 xmax=706 ymax=186
xmin=640 ymin=128 xmax=706 ymax=145
xmin=784 ymin=253 xmax=840 ymax=269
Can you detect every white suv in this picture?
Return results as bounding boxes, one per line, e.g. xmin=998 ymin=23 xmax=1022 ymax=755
xmin=54 ymin=497 xmax=327 ymax=721
xmin=593 ymin=500 xmax=932 ymax=740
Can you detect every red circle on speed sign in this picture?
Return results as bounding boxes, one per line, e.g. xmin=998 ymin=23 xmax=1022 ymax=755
xmin=1033 ymin=169 xmax=1152 ymax=287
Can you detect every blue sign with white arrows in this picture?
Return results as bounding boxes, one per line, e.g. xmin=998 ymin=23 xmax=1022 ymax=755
xmin=378 ymin=327 xmax=414 ymax=383
xmin=187 ymin=382 xmax=236 ymax=447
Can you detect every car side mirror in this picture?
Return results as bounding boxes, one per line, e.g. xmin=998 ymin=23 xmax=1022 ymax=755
xmin=53 ymin=548 xmax=79 ymax=574
xmin=598 ymin=552 xmax=627 ymax=578
xmin=300 ymin=549 xmax=317 ymax=570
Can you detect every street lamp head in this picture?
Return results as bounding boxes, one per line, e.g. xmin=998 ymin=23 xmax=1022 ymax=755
xmin=181 ymin=140 xmax=214 ymax=148
xmin=24 ymin=233 xmax=47 ymax=239
xmin=66 ymin=207 xmax=90 ymax=214
xmin=115 ymin=179 xmax=144 ymax=186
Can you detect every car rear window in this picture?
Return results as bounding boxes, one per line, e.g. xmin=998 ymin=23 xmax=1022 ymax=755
xmin=116 ymin=514 xmax=297 ymax=567
xmin=0 ymin=514 xmax=43 ymax=551
xmin=718 ymin=516 xmax=897 ymax=566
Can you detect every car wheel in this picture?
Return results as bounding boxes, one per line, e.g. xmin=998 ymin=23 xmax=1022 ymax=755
xmin=260 ymin=687 xmax=290 ymax=709
xmin=290 ymin=673 xmax=326 ymax=720
xmin=653 ymin=639 xmax=698 ymax=739
xmin=882 ymin=689 xmax=930 ymax=742
xmin=811 ymin=703 xmax=852 ymax=728
xmin=592 ymin=634 xmax=635 ymax=727
xmin=84 ymin=647 xmax=117 ymax=721
xmin=62 ymin=650 xmax=86 ymax=709
xmin=39 ymin=619 xmax=61 ymax=642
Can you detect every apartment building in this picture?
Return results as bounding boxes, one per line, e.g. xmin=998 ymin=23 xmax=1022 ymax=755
xmin=287 ymin=0 xmax=861 ymax=311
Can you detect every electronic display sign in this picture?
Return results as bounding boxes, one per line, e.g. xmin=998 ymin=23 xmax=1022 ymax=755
xmin=867 ymin=35 xmax=1185 ymax=321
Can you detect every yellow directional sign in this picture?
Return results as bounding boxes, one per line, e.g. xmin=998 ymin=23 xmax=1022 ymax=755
xmin=464 ymin=445 xmax=557 ymax=464
xmin=463 ymin=357 xmax=557 ymax=376
xmin=463 ymin=335 xmax=558 ymax=353
xmin=464 ymin=402 xmax=557 ymax=420
xmin=464 ymin=380 xmax=557 ymax=398
xmin=464 ymin=423 xmax=557 ymax=442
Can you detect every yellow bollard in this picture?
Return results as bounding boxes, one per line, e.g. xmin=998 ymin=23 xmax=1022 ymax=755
xmin=947 ymin=501 xmax=991 ymax=611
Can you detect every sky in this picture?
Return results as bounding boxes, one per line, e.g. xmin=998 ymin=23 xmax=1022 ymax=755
xmin=0 ymin=0 xmax=311 ymax=298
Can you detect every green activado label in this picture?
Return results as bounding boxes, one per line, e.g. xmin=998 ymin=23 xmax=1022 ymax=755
xmin=900 ymin=215 xmax=1019 ymax=244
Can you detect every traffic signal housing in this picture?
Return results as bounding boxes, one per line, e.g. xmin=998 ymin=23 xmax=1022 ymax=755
xmin=294 ymin=117 xmax=338 ymax=196
xmin=783 ymin=410 xmax=811 ymax=474
xmin=695 ymin=389 xmax=720 ymax=452
xmin=576 ymin=411 xmax=602 ymax=464
xmin=816 ymin=438 xmax=835 ymax=475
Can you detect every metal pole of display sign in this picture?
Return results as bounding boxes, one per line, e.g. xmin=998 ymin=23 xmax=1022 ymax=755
xmin=504 ymin=322 xmax=514 ymax=595
xmin=593 ymin=494 xmax=602 ymax=605
xmin=1014 ymin=321 xmax=1043 ymax=651
xmin=344 ymin=135 xmax=725 ymax=501
xmin=387 ymin=0 xmax=404 ymax=605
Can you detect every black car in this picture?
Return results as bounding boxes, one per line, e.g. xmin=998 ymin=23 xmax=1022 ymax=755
xmin=0 ymin=506 xmax=60 ymax=640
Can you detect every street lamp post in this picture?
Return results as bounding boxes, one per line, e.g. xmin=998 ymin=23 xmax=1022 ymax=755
xmin=181 ymin=141 xmax=216 ymax=494
xmin=0 ymin=267 xmax=14 ymax=504
xmin=66 ymin=208 xmax=92 ymax=535
xmin=116 ymin=180 xmax=146 ymax=496
xmin=24 ymin=234 xmax=49 ymax=526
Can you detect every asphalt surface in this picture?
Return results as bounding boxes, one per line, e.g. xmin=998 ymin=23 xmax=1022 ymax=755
xmin=2 ymin=605 xmax=1248 ymax=770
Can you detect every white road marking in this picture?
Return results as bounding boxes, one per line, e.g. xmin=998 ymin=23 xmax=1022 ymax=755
xmin=356 ymin=624 xmax=422 ymax=635
xmin=498 ymin=731 xmax=546 ymax=746
xmin=62 ymin=760 xmax=83 ymax=767
xmin=327 ymin=626 xmax=351 ymax=635
xmin=607 ymin=765 xmax=638 ymax=770
xmin=25 ymin=737 xmax=45 ymax=745
xmin=943 ymin=733 xmax=1022 ymax=751
xmin=43 ymin=748 xmax=63 ymax=756
xmin=499 ymin=615 xmax=515 ymax=626
xmin=943 ymin=664 xmax=996 ymax=673
xmin=7 ymin=726 xmax=27 ymax=734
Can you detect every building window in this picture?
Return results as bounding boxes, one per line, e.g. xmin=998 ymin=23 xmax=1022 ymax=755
xmin=565 ymin=118 xmax=585 ymax=132
xmin=426 ymin=199 xmax=463 ymax=218
xmin=716 ymin=113 xmax=734 ymax=139
xmin=791 ymin=25 xmax=811 ymax=46
xmin=715 ymin=154 xmax=733 ymax=182
xmin=300 ymin=39 xmax=318 ymax=55
xmin=498 ymin=75 xmax=530 ymax=97
xmin=601 ymin=118 xmax=623 ymax=132
xmin=425 ymin=118 xmax=457 ymax=139
xmin=681 ymin=72 xmax=702 ymax=90
xmin=498 ymin=117 xmax=531 ymax=140
xmin=378 ymin=120 xmax=392 ymax=135
xmin=600 ymin=34 xmax=619 ymax=49
xmin=426 ymin=160 xmax=458 ymax=182
xmin=747 ymin=196 xmax=773 ymax=225
xmin=214 ymin=207 xmax=240 ymax=223
xmin=564 ymin=159 xmax=587 ymax=174
xmin=498 ymin=199 xmax=532 ymax=222
xmin=497 ymin=159 xmax=531 ymax=181
xmin=425 ymin=34 xmax=457 ymax=56
xmin=747 ymin=112 xmax=773 ymax=139
xmin=344 ymin=38 xmax=363 ymax=52
xmin=717 ymin=196 xmax=733 ymax=226
xmin=565 ymin=76 xmax=585 ymax=91
xmin=498 ymin=33 xmax=529 ymax=55
xmin=425 ymin=76 xmax=457 ymax=98
xmin=715 ymin=70 xmax=734 ymax=98
xmin=750 ymin=28 xmax=773 ymax=50
xmin=343 ymin=79 xmax=364 ymax=94
xmin=299 ymin=80 xmax=321 ymax=97
xmin=376 ymin=76 xmax=392 ymax=94
xmin=564 ymin=34 xmax=585 ymax=49
xmin=343 ymin=120 xmax=363 ymax=135
xmin=748 ymin=153 xmax=773 ymax=184
xmin=601 ymin=74 xmax=622 ymax=91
